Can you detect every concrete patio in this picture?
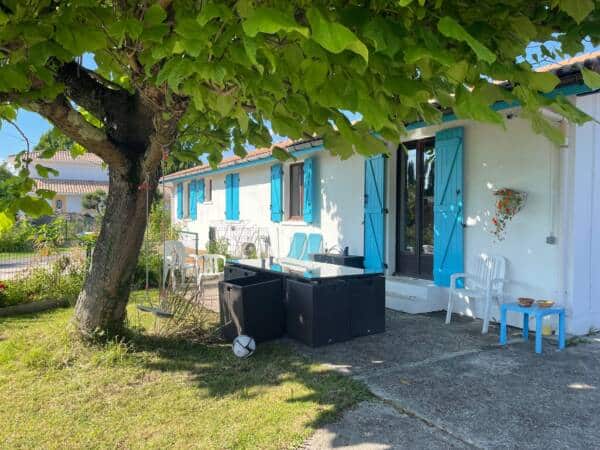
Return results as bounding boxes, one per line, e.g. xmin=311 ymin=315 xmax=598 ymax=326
xmin=297 ymin=310 xmax=600 ymax=449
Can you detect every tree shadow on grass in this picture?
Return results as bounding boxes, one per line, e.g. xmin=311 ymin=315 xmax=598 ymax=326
xmin=126 ymin=328 xmax=372 ymax=430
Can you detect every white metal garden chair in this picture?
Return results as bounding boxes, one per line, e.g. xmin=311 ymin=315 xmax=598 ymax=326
xmin=162 ymin=240 xmax=197 ymax=289
xmin=193 ymin=254 xmax=226 ymax=296
xmin=445 ymin=253 xmax=507 ymax=334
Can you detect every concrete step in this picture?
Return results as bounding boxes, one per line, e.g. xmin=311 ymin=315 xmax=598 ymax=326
xmin=385 ymin=292 xmax=446 ymax=314
xmin=385 ymin=276 xmax=433 ymax=299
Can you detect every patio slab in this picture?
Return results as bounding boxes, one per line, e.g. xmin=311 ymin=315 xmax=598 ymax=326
xmin=300 ymin=310 xmax=600 ymax=449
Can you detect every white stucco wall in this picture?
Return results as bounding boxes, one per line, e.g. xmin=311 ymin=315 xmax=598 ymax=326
xmin=563 ymin=92 xmax=600 ymax=335
xmin=172 ymin=150 xmax=365 ymax=257
xmin=29 ymin=161 xmax=108 ymax=181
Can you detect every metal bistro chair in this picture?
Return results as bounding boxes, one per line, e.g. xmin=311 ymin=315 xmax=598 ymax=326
xmin=287 ymin=232 xmax=307 ymax=259
xmin=445 ymin=253 xmax=507 ymax=334
xmin=194 ymin=253 xmax=226 ymax=297
xmin=301 ymin=233 xmax=323 ymax=260
xmin=162 ymin=240 xmax=197 ymax=289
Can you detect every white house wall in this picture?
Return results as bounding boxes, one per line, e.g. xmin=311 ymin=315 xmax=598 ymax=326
xmin=29 ymin=161 xmax=108 ymax=181
xmin=173 ymin=151 xmax=364 ymax=256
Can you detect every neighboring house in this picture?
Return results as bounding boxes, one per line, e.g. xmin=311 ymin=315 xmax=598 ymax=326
xmin=164 ymin=52 xmax=600 ymax=336
xmin=7 ymin=151 xmax=109 ymax=214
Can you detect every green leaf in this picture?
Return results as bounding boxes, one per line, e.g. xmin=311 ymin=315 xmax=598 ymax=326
xmin=16 ymin=196 xmax=53 ymax=217
xmin=582 ymin=67 xmax=600 ymax=90
xmin=242 ymin=8 xmax=308 ymax=38
xmin=0 ymin=65 xmax=30 ymax=92
xmin=234 ymin=107 xmax=249 ymax=133
xmin=144 ymin=4 xmax=167 ymax=26
xmin=35 ymin=164 xmax=59 ymax=178
xmin=272 ymin=147 xmax=296 ymax=162
xmin=524 ymin=110 xmax=565 ymax=145
xmin=213 ymin=95 xmax=235 ymax=117
xmin=0 ymin=212 xmax=14 ymax=233
xmin=526 ymin=71 xmax=559 ymax=93
xmin=54 ymin=26 xmax=107 ymax=55
xmin=307 ymin=7 xmax=369 ymax=63
xmin=437 ymin=17 xmax=496 ymax=64
xmin=558 ymin=0 xmax=594 ymax=23
xmin=197 ymin=3 xmax=232 ymax=26
xmin=0 ymin=10 xmax=8 ymax=26
xmin=35 ymin=189 xmax=56 ymax=200
xmin=70 ymin=144 xmax=86 ymax=158
xmin=302 ymin=60 xmax=329 ymax=92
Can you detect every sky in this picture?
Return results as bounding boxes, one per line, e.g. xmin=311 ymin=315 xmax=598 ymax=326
xmin=0 ymin=40 xmax=598 ymax=162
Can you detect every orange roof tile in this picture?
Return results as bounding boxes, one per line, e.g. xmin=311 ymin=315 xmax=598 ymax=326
xmin=34 ymin=179 xmax=109 ymax=195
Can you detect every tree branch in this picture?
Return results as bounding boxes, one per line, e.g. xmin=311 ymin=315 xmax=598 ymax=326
xmin=25 ymin=95 xmax=127 ymax=167
xmin=55 ymin=61 xmax=131 ymax=124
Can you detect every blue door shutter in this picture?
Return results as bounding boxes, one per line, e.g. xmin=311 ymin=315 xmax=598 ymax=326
xmin=433 ymin=127 xmax=464 ymax=287
xmin=232 ymin=173 xmax=240 ymax=220
xmin=189 ymin=180 xmax=197 ymax=220
xmin=225 ymin=174 xmax=232 ymax=219
xmin=363 ymin=155 xmax=386 ymax=271
xmin=271 ymin=164 xmax=283 ymax=222
xmin=198 ymin=179 xmax=205 ymax=203
xmin=176 ymin=183 xmax=183 ymax=219
xmin=303 ymin=157 xmax=314 ymax=223
xmin=225 ymin=173 xmax=240 ymax=220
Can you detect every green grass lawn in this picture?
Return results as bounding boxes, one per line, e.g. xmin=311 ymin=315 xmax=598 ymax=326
xmin=0 ymin=298 xmax=370 ymax=449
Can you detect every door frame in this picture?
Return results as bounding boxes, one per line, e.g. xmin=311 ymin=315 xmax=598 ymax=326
xmin=395 ymin=137 xmax=435 ymax=279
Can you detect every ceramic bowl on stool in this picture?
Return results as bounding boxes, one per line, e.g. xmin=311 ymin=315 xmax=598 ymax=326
xmin=518 ymin=297 xmax=535 ymax=307
xmin=536 ymin=300 xmax=555 ymax=308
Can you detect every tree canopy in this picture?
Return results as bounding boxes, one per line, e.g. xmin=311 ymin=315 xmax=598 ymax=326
xmin=0 ymin=0 xmax=598 ymax=334
xmin=0 ymin=2 xmax=597 ymax=208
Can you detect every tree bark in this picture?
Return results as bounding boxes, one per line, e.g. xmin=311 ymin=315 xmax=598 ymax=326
xmin=73 ymin=151 xmax=160 ymax=337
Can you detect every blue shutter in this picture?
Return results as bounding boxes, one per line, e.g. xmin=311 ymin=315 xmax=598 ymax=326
xmin=176 ymin=183 xmax=183 ymax=219
xmin=225 ymin=174 xmax=232 ymax=220
xmin=303 ymin=157 xmax=314 ymax=223
xmin=232 ymin=173 xmax=240 ymax=220
xmin=198 ymin=179 xmax=205 ymax=203
xmin=189 ymin=180 xmax=197 ymax=220
xmin=433 ymin=127 xmax=464 ymax=287
xmin=363 ymin=155 xmax=386 ymax=271
xmin=271 ymin=164 xmax=283 ymax=222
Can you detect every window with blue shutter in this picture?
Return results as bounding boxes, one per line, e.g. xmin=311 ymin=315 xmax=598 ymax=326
xmin=189 ymin=180 xmax=197 ymax=220
xmin=176 ymin=183 xmax=183 ymax=219
xmin=225 ymin=173 xmax=240 ymax=220
xmin=433 ymin=127 xmax=464 ymax=287
xmin=303 ymin=157 xmax=314 ymax=223
xmin=197 ymin=179 xmax=205 ymax=203
xmin=271 ymin=164 xmax=283 ymax=222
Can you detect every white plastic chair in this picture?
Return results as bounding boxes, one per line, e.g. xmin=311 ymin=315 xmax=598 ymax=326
xmin=193 ymin=254 xmax=226 ymax=296
xmin=162 ymin=240 xmax=196 ymax=289
xmin=445 ymin=254 xmax=507 ymax=334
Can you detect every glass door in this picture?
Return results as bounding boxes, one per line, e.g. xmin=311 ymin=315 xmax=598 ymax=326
xmin=396 ymin=138 xmax=435 ymax=279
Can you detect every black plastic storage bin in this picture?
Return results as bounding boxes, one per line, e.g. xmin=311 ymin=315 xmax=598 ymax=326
xmin=347 ymin=276 xmax=385 ymax=337
xmin=219 ymin=275 xmax=284 ymax=343
xmin=286 ymin=279 xmax=351 ymax=347
xmin=224 ymin=265 xmax=256 ymax=281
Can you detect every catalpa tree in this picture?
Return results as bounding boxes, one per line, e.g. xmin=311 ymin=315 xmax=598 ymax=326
xmin=0 ymin=0 xmax=598 ymax=336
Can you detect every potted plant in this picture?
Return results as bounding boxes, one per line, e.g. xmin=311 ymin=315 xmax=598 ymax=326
xmin=490 ymin=188 xmax=527 ymax=241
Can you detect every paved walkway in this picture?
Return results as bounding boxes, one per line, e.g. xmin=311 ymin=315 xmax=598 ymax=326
xmin=297 ymin=310 xmax=600 ymax=449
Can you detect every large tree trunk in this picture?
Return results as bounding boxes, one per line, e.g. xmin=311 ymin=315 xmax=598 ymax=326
xmin=73 ymin=152 xmax=160 ymax=337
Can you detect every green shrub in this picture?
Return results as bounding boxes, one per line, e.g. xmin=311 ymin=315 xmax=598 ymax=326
xmin=0 ymin=256 xmax=85 ymax=308
xmin=29 ymin=216 xmax=67 ymax=253
xmin=0 ymin=220 xmax=34 ymax=253
xmin=207 ymin=237 xmax=229 ymax=257
xmin=132 ymin=249 xmax=163 ymax=289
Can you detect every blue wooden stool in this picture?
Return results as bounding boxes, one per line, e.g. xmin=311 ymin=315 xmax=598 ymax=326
xmin=499 ymin=303 xmax=566 ymax=354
